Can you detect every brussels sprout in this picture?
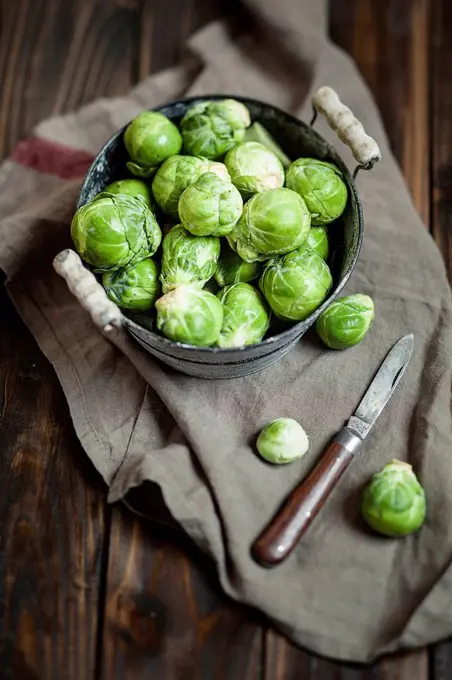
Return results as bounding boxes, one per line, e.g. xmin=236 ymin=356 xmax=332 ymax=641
xmin=260 ymin=246 xmax=332 ymax=321
xmin=228 ymin=188 xmax=311 ymax=263
xmin=361 ymin=460 xmax=427 ymax=537
xmin=124 ymin=111 xmax=182 ymax=177
xmin=180 ymin=99 xmax=250 ymax=159
xmin=71 ymin=193 xmax=162 ymax=272
xmin=214 ymin=242 xmax=262 ymax=287
xmin=285 ymin=158 xmax=348 ymax=225
xmin=102 ymin=258 xmax=160 ymax=311
xmin=257 ymin=418 xmax=309 ymax=464
xmin=316 ymin=294 xmax=374 ymax=350
xmin=224 ymin=142 xmax=285 ymax=199
xmin=104 ymin=179 xmax=153 ymax=209
xmin=160 ymin=224 xmax=220 ymax=293
xmin=156 ymin=285 xmax=224 ymax=346
xmin=216 ymin=283 xmax=270 ymax=348
xmin=244 ymin=122 xmax=291 ymax=168
xmin=179 ymin=172 xmax=243 ymax=237
xmin=152 ymin=155 xmax=206 ymax=218
xmin=304 ymin=226 xmax=329 ymax=260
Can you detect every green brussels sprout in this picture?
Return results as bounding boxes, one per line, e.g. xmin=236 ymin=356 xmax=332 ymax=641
xmin=180 ymin=99 xmax=250 ymax=159
xmin=304 ymin=226 xmax=329 ymax=260
xmin=224 ymin=142 xmax=285 ymax=199
xmin=260 ymin=246 xmax=332 ymax=321
xmin=316 ymin=294 xmax=374 ymax=350
xmin=104 ymin=179 xmax=153 ymax=209
xmin=160 ymin=224 xmax=220 ymax=293
xmin=228 ymin=188 xmax=311 ymax=263
xmin=244 ymin=122 xmax=291 ymax=168
xmin=257 ymin=418 xmax=309 ymax=464
xmin=71 ymin=193 xmax=162 ymax=272
xmin=361 ymin=460 xmax=427 ymax=537
xmin=216 ymin=283 xmax=270 ymax=348
xmin=156 ymin=285 xmax=224 ymax=346
xmin=152 ymin=155 xmax=206 ymax=218
xmin=214 ymin=242 xmax=262 ymax=287
xmin=102 ymin=258 xmax=160 ymax=311
xmin=124 ymin=111 xmax=182 ymax=177
xmin=285 ymin=158 xmax=348 ymax=225
xmin=179 ymin=172 xmax=243 ymax=237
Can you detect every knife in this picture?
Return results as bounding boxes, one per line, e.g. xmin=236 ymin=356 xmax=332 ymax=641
xmin=251 ymin=333 xmax=414 ymax=568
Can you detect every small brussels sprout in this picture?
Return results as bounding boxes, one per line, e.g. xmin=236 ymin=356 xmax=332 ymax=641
xmin=361 ymin=460 xmax=427 ymax=537
xmin=244 ymin=122 xmax=291 ymax=168
xmin=71 ymin=193 xmax=162 ymax=272
xmin=304 ymin=226 xmax=329 ymax=260
xmin=216 ymin=283 xmax=270 ymax=348
xmin=224 ymin=142 xmax=285 ymax=199
xmin=316 ymin=294 xmax=374 ymax=350
xmin=124 ymin=111 xmax=182 ymax=177
xmin=102 ymin=258 xmax=160 ymax=311
xmin=152 ymin=155 xmax=206 ymax=218
xmin=156 ymin=285 xmax=224 ymax=346
xmin=160 ymin=224 xmax=220 ymax=293
xmin=104 ymin=179 xmax=153 ymax=209
xmin=228 ymin=188 xmax=311 ymax=263
xmin=257 ymin=418 xmax=309 ymax=464
xmin=214 ymin=242 xmax=262 ymax=287
xmin=180 ymin=99 xmax=250 ymax=159
xmin=285 ymin=158 xmax=348 ymax=225
xmin=179 ymin=172 xmax=243 ymax=237
xmin=260 ymin=246 xmax=332 ymax=321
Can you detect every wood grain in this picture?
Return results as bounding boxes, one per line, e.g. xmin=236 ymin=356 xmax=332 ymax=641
xmin=0 ymin=284 xmax=107 ymax=680
xmin=100 ymin=506 xmax=263 ymax=680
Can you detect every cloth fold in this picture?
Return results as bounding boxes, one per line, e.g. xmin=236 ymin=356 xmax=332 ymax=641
xmin=0 ymin=0 xmax=451 ymax=663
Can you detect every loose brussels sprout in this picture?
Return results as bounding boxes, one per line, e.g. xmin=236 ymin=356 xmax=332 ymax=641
xmin=180 ymin=99 xmax=250 ymax=159
xmin=102 ymin=258 xmax=160 ymax=311
xmin=304 ymin=226 xmax=329 ymax=261
xmin=152 ymin=155 xmax=206 ymax=218
xmin=224 ymin=142 xmax=285 ymax=199
xmin=124 ymin=111 xmax=182 ymax=177
xmin=214 ymin=242 xmax=262 ymax=287
xmin=104 ymin=179 xmax=153 ymax=209
xmin=316 ymin=294 xmax=374 ymax=350
xmin=257 ymin=418 xmax=309 ymax=464
xmin=244 ymin=122 xmax=291 ymax=168
xmin=71 ymin=193 xmax=162 ymax=272
xmin=228 ymin=188 xmax=311 ymax=263
xmin=179 ymin=172 xmax=243 ymax=237
xmin=361 ymin=460 xmax=427 ymax=537
xmin=216 ymin=283 xmax=270 ymax=348
xmin=260 ymin=246 xmax=332 ymax=321
xmin=285 ymin=158 xmax=348 ymax=225
xmin=160 ymin=224 xmax=220 ymax=293
xmin=156 ymin=285 xmax=224 ymax=346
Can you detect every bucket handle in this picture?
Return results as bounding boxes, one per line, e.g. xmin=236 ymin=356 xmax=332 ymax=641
xmin=310 ymin=86 xmax=381 ymax=179
xmin=53 ymin=249 xmax=124 ymax=332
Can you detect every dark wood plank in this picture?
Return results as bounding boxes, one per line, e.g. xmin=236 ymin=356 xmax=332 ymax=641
xmin=100 ymin=505 xmax=263 ymax=680
xmin=330 ymin=0 xmax=431 ymax=227
xmin=0 ymin=0 xmax=138 ymax=158
xmin=431 ymin=0 xmax=452 ymax=281
xmin=0 ymin=284 xmax=107 ymax=680
xmin=0 ymin=1 xmax=139 ymax=679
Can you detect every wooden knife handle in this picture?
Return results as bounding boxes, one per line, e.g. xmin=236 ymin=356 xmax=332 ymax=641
xmin=251 ymin=429 xmax=362 ymax=567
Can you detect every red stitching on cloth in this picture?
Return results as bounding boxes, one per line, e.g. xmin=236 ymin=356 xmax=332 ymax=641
xmin=9 ymin=137 xmax=94 ymax=179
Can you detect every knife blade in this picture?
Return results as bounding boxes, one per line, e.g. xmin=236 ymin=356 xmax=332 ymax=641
xmin=252 ymin=333 xmax=415 ymax=568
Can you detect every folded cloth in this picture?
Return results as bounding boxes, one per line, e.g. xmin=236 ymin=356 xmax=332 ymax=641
xmin=1 ymin=0 xmax=451 ymax=663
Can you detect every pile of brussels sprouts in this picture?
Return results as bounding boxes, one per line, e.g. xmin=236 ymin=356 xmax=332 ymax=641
xmin=71 ymin=98 xmax=374 ymax=350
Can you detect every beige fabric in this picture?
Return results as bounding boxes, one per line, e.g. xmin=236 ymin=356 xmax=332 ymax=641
xmin=0 ymin=0 xmax=451 ymax=662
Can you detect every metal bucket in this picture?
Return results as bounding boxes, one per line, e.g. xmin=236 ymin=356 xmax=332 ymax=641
xmin=54 ymin=88 xmax=380 ymax=379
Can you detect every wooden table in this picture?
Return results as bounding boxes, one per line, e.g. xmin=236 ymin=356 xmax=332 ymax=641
xmin=1 ymin=1 xmax=450 ymax=678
